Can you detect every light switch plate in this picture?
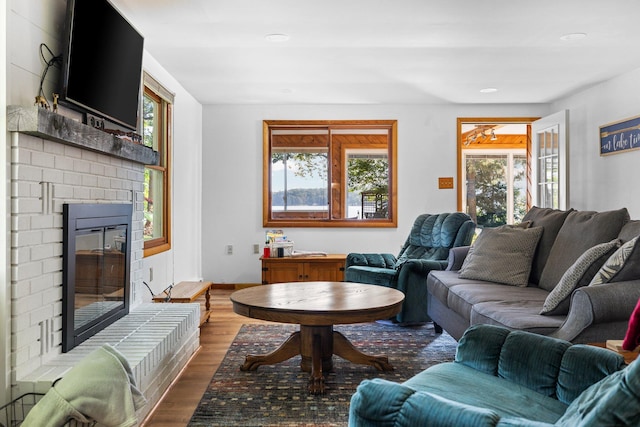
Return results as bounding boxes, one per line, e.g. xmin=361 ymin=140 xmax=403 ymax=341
xmin=438 ymin=177 xmax=454 ymax=189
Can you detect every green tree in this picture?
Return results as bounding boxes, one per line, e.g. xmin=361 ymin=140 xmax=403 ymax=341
xmin=466 ymin=157 xmax=526 ymax=227
xmin=271 ymin=153 xmax=388 ymax=194
xmin=347 ymin=158 xmax=388 ymax=193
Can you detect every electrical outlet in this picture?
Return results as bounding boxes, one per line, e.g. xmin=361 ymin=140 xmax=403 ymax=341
xmin=226 ymin=245 xmax=233 ymax=255
xmin=253 ymin=244 xmax=260 ymax=254
xmin=438 ymin=177 xmax=454 ymax=189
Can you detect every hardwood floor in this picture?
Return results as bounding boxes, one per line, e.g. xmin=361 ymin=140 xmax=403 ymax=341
xmin=141 ymin=287 xmax=270 ymax=427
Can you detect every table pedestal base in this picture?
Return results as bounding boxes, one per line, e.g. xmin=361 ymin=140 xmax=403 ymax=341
xmin=239 ymin=325 xmax=394 ymax=394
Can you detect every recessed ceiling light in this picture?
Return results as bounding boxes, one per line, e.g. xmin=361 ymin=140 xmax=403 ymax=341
xmin=280 ymin=88 xmax=293 ymax=94
xmin=265 ymin=33 xmax=290 ymax=42
xmin=560 ymin=32 xmax=587 ymax=41
xmin=479 ymin=87 xmax=498 ymax=93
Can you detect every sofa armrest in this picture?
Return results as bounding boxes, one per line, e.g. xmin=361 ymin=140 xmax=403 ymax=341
xmin=346 ymin=253 xmax=397 ymax=269
xmin=349 ymin=378 xmax=501 ymax=427
xmin=551 ymin=280 xmax=640 ymax=342
xmin=446 ymin=246 xmax=471 ymax=271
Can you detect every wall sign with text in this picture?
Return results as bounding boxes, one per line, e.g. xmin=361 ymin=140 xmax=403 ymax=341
xmin=600 ymin=115 xmax=640 ymax=156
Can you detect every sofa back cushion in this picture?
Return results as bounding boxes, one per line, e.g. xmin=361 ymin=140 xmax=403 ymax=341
xmin=455 ymin=324 xmax=511 ymax=376
xmin=522 ymin=207 xmax=573 ymax=285
xmin=556 ymin=344 xmax=626 ymax=404
xmin=455 ymin=325 xmax=625 ymax=404
xmin=538 ymin=208 xmax=630 ymax=292
xmin=618 ymin=219 xmax=640 ymax=243
xmin=556 ymin=358 xmax=640 ymax=426
xmin=498 ymin=330 xmax=570 ymax=398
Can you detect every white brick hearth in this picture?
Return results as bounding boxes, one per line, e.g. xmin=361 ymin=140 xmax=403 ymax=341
xmin=7 ymin=106 xmax=199 ymax=421
xmin=16 ymin=303 xmax=200 ymax=422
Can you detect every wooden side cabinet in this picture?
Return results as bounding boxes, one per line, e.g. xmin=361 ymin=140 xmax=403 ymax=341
xmin=261 ymin=254 xmax=347 ymax=284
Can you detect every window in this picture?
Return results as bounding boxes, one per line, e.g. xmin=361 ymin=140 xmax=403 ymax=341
xmin=462 ymin=151 xmax=527 ymax=227
xmin=263 ymin=120 xmax=397 ymax=227
xmin=457 ymin=118 xmax=538 ymax=229
xmin=142 ymin=73 xmax=173 ymax=256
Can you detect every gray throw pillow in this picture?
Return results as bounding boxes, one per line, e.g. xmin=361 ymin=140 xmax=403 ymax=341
xmin=459 ymin=225 xmax=543 ymax=287
xmin=540 ymin=239 xmax=620 ymax=315
xmin=589 ymin=236 xmax=640 ymax=285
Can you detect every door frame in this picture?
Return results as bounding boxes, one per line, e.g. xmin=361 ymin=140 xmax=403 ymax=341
xmin=530 ymin=110 xmax=569 ymax=210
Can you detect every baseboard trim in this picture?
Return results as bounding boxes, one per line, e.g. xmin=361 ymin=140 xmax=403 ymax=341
xmin=210 ymin=283 xmax=261 ymax=290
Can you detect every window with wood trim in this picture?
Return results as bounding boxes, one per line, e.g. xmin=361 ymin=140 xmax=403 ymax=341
xmin=263 ymin=120 xmax=397 ymax=228
xmin=142 ymin=74 xmax=172 ymax=256
xmin=457 ymin=117 xmax=538 ymax=228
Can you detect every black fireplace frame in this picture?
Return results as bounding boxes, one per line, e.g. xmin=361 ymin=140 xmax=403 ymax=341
xmin=62 ymin=203 xmax=132 ymax=352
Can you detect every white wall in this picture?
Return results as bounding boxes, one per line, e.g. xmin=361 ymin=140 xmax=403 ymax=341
xmin=552 ymin=68 xmax=640 ymax=218
xmin=201 ymin=103 xmax=550 ymax=284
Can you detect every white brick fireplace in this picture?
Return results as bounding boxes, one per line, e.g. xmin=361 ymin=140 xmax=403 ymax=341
xmin=7 ymin=106 xmax=199 ymax=421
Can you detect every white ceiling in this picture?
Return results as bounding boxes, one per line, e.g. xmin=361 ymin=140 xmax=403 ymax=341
xmin=112 ymin=0 xmax=640 ymax=105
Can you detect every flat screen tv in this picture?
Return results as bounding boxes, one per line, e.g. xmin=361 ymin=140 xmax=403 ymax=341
xmin=60 ymin=0 xmax=144 ymax=132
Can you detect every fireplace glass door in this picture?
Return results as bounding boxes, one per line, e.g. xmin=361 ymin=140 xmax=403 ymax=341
xmin=63 ymin=203 xmax=132 ymax=352
xmin=74 ymin=226 xmax=127 ymax=331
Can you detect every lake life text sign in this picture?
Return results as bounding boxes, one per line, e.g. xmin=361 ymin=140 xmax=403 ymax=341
xmin=600 ymin=115 xmax=640 ymax=156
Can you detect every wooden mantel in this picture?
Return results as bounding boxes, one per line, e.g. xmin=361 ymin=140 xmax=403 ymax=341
xmin=7 ymin=105 xmax=158 ymax=165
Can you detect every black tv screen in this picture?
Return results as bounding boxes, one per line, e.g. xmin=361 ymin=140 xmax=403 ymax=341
xmin=60 ymin=0 xmax=144 ymax=131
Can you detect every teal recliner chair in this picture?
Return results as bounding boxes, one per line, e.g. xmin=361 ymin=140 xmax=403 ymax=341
xmin=345 ymin=212 xmax=475 ymax=324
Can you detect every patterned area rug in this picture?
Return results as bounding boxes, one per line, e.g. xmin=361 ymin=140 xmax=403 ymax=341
xmin=188 ymin=322 xmax=457 ymax=426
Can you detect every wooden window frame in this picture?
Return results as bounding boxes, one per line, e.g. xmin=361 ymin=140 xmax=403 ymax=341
xmin=143 ymin=79 xmax=172 ymax=256
xmin=456 ymin=117 xmax=539 ymax=215
xmin=263 ymin=120 xmax=398 ymax=228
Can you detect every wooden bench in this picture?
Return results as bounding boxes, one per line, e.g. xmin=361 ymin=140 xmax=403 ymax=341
xmin=152 ymin=281 xmax=213 ymax=325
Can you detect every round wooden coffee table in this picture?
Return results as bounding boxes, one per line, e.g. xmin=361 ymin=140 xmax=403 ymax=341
xmin=230 ymin=281 xmax=404 ymax=394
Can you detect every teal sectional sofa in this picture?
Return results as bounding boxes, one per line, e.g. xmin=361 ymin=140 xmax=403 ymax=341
xmin=349 ymin=324 xmax=640 ymax=426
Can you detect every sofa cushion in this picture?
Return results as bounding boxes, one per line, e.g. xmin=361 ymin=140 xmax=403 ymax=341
xmin=522 ymin=207 xmax=573 ymax=286
xmin=346 ymin=252 xmax=396 ymax=269
xmin=556 ymin=359 xmax=640 ymax=426
xmin=448 ymin=284 xmax=549 ymax=322
xmin=538 ymin=208 xmax=630 ymax=292
xmin=459 ymin=226 xmax=543 ymax=287
xmin=403 ymin=363 xmax=568 ymax=424
xmin=471 ymin=300 xmax=564 ymax=335
xmin=589 ymin=235 xmax=640 ymax=285
xmin=540 ymin=239 xmax=620 ymax=315
xmin=344 ymin=266 xmax=398 ymax=287
xmin=428 ymin=270 xmax=494 ymax=308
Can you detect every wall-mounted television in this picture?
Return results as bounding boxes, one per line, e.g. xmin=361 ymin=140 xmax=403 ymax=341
xmin=59 ymin=0 xmax=144 ymax=132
